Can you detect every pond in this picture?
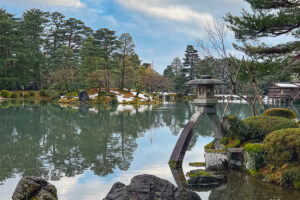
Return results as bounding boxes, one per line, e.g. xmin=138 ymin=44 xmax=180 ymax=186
xmin=0 ymin=101 xmax=300 ymax=200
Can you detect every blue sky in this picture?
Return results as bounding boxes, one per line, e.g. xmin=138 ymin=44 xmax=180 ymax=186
xmin=0 ymin=0 xmax=250 ymax=73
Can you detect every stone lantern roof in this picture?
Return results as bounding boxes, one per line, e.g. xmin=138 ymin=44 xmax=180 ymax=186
xmin=187 ymin=75 xmax=225 ymax=86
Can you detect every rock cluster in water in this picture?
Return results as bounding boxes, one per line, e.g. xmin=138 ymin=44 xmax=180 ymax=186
xmin=104 ymin=174 xmax=201 ymax=200
xmin=12 ymin=177 xmax=57 ymax=200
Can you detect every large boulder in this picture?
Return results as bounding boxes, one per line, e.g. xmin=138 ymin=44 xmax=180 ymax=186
xmin=12 ymin=177 xmax=57 ymax=200
xmin=78 ymin=90 xmax=89 ymax=102
xmin=104 ymin=174 xmax=201 ymax=200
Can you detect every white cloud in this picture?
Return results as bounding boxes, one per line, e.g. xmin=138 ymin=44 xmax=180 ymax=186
xmin=1 ymin=0 xmax=85 ymax=8
xmin=115 ymin=0 xmax=214 ymax=37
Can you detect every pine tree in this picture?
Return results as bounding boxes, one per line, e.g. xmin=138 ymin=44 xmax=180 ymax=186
xmin=225 ymin=0 xmax=300 ymax=60
xmin=93 ymin=28 xmax=121 ymax=92
xmin=183 ymin=45 xmax=200 ymax=80
xmin=0 ymin=9 xmax=19 ymax=89
xmin=20 ymin=9 xmax=49 ymax=90
xmin=170 ymin=57 xmax=183 ymax=78
xmin=118 ymin=33 xmax=135 ymax=91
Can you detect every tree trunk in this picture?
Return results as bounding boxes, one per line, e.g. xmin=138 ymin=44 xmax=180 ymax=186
xmin=121 ymin=56 xmax=125 ymax=91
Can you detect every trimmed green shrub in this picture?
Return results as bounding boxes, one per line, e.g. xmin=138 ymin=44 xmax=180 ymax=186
xmin=29 ymin=91 xmax=35 ymax=96
xmin=263 ymin=108 xmax=296 ymax=120
xmin=23 ymin=92 xmax=30 ymax=98
xmin=39 ymin=89 xmax=47 ymax=97
xmin=244 ymin=143 xmax=263 ymax=153
xmin=1 ymin=90 xmax=11 ymax=98
xmin=11 ymin=92 xmax=20 ymax=98
xmin=281 ymin=167 xmax=300 ymax=190
xmin=263 ymin=128 xmax=300 ymax=165
xmin=243 ymin=116 xmax=298 ymax=142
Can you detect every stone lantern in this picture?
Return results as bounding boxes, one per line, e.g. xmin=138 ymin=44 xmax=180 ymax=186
xmin=169 ymin=75 xmax=225 ymax=169
xmin=187 ymin=75 xmax=224 ymax=106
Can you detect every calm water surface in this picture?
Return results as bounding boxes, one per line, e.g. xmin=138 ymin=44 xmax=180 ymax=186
xmin=0 ymin=101 xmax=300 ymax=200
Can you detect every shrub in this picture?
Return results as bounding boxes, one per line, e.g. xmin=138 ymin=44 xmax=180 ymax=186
xmin=1 ymin=90 xmax=11 ymax=98
xmin=281 ymin=167 xmax=300 ymax=189
xmin=11 ymin=92 xmax=20 ymax=98
xmin=223 ymin=115 xmax=248 ymax=141
xmin=66 ymin=91 xmax=78 ymax=99
xmin=59 ymin=91 xmax=67 ymax=96
xmin=263 ymin=108 xmax=296 ymax=120
xmin=263 ymin=128 xmax=300 ymax=165
xmin=28 ymin=91 xmax=35 ymax=96
xmin=23 ymin=92 xmax=30 ymax=98
xmin=242 ymin=116 xmax=298 ymax=142
xmin=39 ymin=89 xmax=47 ymax=97
xmin=176 ymin=92 xmax=183 ymax=98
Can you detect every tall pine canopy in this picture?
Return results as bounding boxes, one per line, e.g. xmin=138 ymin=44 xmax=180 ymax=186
xmin=225 ymin=0 xmax=300 ymax=60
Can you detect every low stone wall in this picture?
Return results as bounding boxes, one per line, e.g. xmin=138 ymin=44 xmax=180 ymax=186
xmin=204 ymin=150 xmax=228 ymax=170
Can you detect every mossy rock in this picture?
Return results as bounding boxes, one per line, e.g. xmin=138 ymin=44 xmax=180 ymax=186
xmin=220 ymin=137 xmax=241 ymax=148
xmin=204 ymin=141 xmax=213 ymax=149
xmin=263 ymin=108 xmax=296 ymax=120
xmin=186 ymin=170 xmax=225 ymax=189
xmin=187 ymin=169 xmax=211 ymax=178
xmin=189 ymin=162 xmax=205 ymax=167
xmin=243 ymin=116 xmax=298 ymax=142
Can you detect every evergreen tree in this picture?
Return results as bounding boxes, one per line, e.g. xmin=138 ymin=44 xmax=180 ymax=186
xmin=225 ymin=0 xmax=300 ymax=60
xmin=118 ymin=33 xmax=135 ymax=91
xmin=0 ymin=9 xmax=19 ymax=89
xmin=171 ymin=57 xmax=183 ymax=77
xmin=183 ymin=45 xmax=200 ymax=80
xmin=163 ymin=65 xmax=175 ymax=79
xmin=93 ymin=28 xmax=121 ymax=92
xmin=20 ymin=9 xmax=48 ymax=90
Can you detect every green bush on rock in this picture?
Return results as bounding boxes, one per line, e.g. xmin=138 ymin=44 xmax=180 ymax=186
xmin=244 ymin=143 xmax=265 ymax=170
xmin=243 ymin=116 xmax=298 ymax=142
xmin=263 ymin=128 xmax=300 ymax=165
xmin=1 ymin=90 xmax=11 ymax=98
xmin=263 ymin=108 xmax=296 ymax=120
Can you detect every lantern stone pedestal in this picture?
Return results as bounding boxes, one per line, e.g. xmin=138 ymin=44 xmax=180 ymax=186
xmin=169 ymin=75 xmax=225 ymax=168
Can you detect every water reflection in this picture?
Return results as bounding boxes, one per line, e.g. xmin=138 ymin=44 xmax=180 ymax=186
xmin=0 ymin=102 xmax=195 ymax=183
xmin=0 ymin=101 xmax=299 ymax=200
